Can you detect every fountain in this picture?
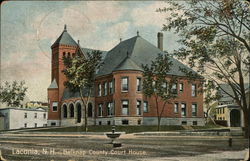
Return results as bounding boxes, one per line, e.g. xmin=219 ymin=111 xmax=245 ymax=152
xmin=105 ymin=126 xmax=122 ymax=147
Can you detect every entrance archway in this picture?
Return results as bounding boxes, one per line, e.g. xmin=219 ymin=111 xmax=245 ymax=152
xmin=88 ymin=103 xmax=93 ymax=117
xmin=230 ymin=109 xmax=241 ymax=127
xmin=76 ymin=103 xmax=82 ymax=123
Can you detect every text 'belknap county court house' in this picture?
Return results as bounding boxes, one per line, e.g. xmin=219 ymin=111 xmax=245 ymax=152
xmin=47 ymin=25 xmax=204 ymax=127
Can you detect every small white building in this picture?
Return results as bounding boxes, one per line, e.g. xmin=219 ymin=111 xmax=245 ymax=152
xmin=0 ymin=107 xmax=47 ymax=130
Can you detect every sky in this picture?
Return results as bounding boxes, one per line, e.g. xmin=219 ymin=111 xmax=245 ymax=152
xmin=1 ymin=1 xmax=181 ymax=102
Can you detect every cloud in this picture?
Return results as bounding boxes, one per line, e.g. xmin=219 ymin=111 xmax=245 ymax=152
xmin=131 ymin=2 xmax=171 ymax=28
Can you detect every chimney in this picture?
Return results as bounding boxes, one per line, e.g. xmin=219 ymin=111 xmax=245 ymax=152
xmin=157 ymin=32 xmax=163 ymax=51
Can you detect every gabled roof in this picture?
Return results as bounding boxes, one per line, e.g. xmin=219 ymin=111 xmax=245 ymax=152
xmin=48 ymin=79 xmax=58 ymax=89
xmin=218 ymin=83 xmax=250 ymax=103
xmin=96 ymin=35 xmax=197 ymax=77
xmin=51 ymin=25 xmax=78 ymax=47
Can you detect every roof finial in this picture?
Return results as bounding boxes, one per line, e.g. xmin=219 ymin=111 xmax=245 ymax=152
xmin=120 ymin=38 xmax=122 ymax=42
xmin=64 ymin=24 xmax=67 ymax=31
xmin=137 ymin=30 xmax=139 ymax=36
xmin=77 ymin=40 xmax=80 ymax=45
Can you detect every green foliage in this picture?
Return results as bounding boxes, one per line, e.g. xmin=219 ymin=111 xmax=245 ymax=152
xmin=142 ymin=53 xmax=177 ymax=131
xmin=62 ymin=50 xmax=102 ymax=94
xmin=0 ymin=81 xmax=27 ymax=107
xmin=160 ymin=0 xmax=249 ymax=137
xmin=142 ymin=53 xmax=176 ymax=101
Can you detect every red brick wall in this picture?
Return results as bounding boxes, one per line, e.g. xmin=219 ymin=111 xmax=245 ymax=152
xmin=95 ymin=71 xmax=204 ymax=119
xmin=49 ymin=44 xmax=77 ymax=120
xmin=47 ymin=89 xmax=59 ymax=120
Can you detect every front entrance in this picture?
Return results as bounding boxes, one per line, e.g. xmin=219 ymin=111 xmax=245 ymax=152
xmin=230 ymin=109 xmax=241 ymax=127
xmin=76 ymin=103 xmax=82 ymax=123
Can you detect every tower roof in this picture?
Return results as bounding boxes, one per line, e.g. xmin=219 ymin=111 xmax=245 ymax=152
xmin=51 ymin=25 xmax=78 ymax=48
xmin=114 ymin=55 xmax=143 ymax=72
xmin=48 ymin=79 xmax=58 ymax=89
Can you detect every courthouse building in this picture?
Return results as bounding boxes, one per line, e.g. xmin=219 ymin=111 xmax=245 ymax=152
xmin=47 ymin=25 xmax=204 ymax=127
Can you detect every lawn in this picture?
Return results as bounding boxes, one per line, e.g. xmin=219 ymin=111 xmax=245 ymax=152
xmin=27 ymin=123 xmax=223 ymax=133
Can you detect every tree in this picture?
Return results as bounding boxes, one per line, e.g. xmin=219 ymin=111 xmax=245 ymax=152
xmin=159 ymin=0 xmax=249 ymax=137
xmin=142 ymin=53 xmax=177 ymax=131
xmin=63 ymin=50 xmax=102 ymax=132
xmin=203 ymin=80 xmax=221 ymax=124
xmin=0 ymin=81 xmax=28 ymax=107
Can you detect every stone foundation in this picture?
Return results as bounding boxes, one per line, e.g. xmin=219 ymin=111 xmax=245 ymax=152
xmin=61 ymin=118 xmax=95 ymax=127
xmin=95 ymin=117 xmax=143 ymax=125
xmin=143 ymin=117 xmax=205 ymax=126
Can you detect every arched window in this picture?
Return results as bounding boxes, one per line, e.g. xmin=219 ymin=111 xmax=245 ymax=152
xmin=69 ymin=104 xmax=74 ymax=117
xmin=76 ymin=103 xmax=81 ymax=123
xmin=88 ymin=103 xmax=93 ymax=117
xmin=63 ymin=105 xmax=67 ymax=118
xmin=63 ymin=52 xmax=66 ymax=57
xmin=68 ymin=52 xmax=70 ymax=57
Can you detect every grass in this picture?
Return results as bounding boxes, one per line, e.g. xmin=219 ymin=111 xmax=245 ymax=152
xmin=30 ymin=125 xmax=185 ymax=133
xmin=27 ymin=124 xmax=223 ymax=133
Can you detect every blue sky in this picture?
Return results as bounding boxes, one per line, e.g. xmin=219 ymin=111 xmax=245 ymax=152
xmin=1 ymin=1 xmax=181 ymax=102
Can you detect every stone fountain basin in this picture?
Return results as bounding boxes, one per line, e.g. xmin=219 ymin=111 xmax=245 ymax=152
xmin=105 ymin=132 xmax=121 ymax=139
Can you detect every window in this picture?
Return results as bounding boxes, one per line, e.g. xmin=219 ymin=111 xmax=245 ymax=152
xmin=122 ymin=120 xmax=129 ymax=125
xmin=51 ymin=122 xmax=56 ymax=126
xmin=98 ymin=104 xmax=103 ymax=117
xmin=193 ymin=121 xmax=197 ymax=126
xmin=171 ymin=83 xmax=177 ymax=94
xmin=192 ymin=84 xmax=197 ymax=97
xmin=192 ymin=104 xmax=197 ymax=116
xmin=70 ymin=104 xmax=74 ymax=117
xmin=109 ymin=81 xmax=113 ymax=94
xmin=174 ymin=103 xmax=179 ymax=113
xmin=121 ymin=77 xmax=128 ymax=92
xmin=136 ymin=78 xmax=142 ymax=92
xmin=63 ymin=52 xmax=66 ymax=57
xmin=181 ymin=103 xmax=186 ymax=117
xmin=43 ymin=113 xmax=46 ymax=119
xmin=24 ymin=113 xmax=27 ymax=118
xmin=67 ymin=52 xmax=70 ymax=57
xmin=143 ymin=101 xmax=148 ymax=113
xmin=99 ymin=121 xmax=102 ymax=125
xmin=34 ymin=123 xmax=37 ymax=127
xmin=107 ymin=102 xmax=113 ymax=116
xmin=179 ymin=83 xmax=184 ymax=92
xmin=137 ymin=100 xmax=141 ymax=115
xmin=107 ymin=121 xmax=111 ymax=125
xmin=34 ymin=113 xmax=37 ymax=118
xmin=181 ymin=121 xmax=187 ymax=125
xmin=138 ymin=120 xmax=141 ymax=125
xmin=63 ymin=105 xmax=67 ymax=118
xmin=122 ymin=100 xmax=129 ymax=115
xmin=24 ymin=123 xmax=27 ymax=128
xmin=52 ymin=102 xmax=58 ymax=112
xmin=98 ymin=84 xmax=102 ymax=96
xmin=104 ymin=82 xmax=108 ymax=96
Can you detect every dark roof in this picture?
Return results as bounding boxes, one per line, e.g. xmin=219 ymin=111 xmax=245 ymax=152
xmin=81 ymin=48 xmax=108 ymax=60
xmin=51 ymin=27 xmax=78 ymax=47
xmin=62 ymin=87 xmax=95 ymax=101
xmin=114 ymin=56 xmax=143 ymax=72
xmin=97 ymin=35 xmax=197 ymax=77
xmin=218 ymin=84 xmax=250 ymax=102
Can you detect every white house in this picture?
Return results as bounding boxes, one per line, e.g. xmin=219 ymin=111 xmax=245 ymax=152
xmin=0 ymin=107 xmax=47 ymax=130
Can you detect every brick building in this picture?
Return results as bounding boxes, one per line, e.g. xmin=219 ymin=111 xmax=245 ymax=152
xmin=47 ymin=25 xmax=204 ymax=126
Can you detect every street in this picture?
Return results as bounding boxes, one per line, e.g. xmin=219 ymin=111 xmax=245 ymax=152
xmin=0 ymin=134 xmax=248 ymax=161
